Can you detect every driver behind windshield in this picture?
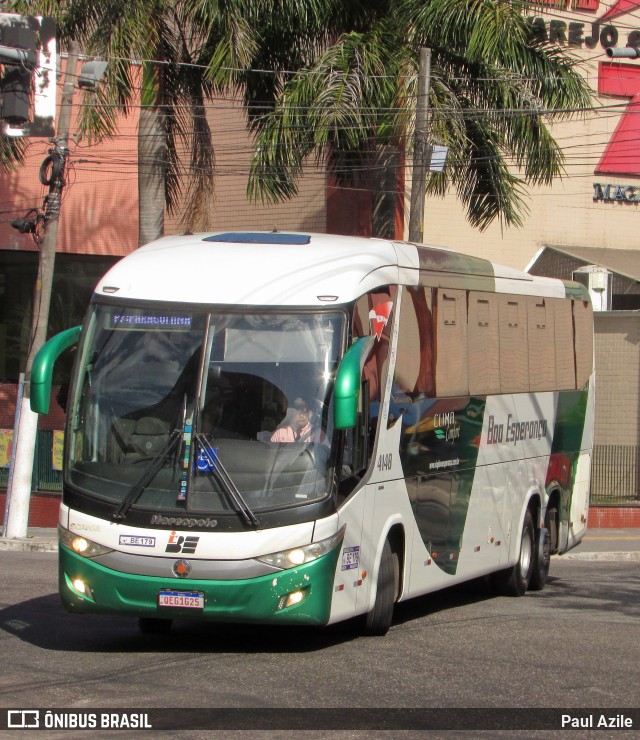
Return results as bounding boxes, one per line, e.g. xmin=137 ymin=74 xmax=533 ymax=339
xmin=270 ymin=398 xmax=314 ymax=443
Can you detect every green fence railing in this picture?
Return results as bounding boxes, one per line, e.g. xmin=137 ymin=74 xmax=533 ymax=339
xmin=0 ymin=429 xmax=62 ymax=492
xmin=590 ymin=445 xmax=640 ymax=504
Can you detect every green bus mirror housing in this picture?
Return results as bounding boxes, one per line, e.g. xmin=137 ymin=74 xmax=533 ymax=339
xmin=30 ymin=326 xmax=82 ymax=414
xmin=333 ymin=335 xmax=374 ymax=430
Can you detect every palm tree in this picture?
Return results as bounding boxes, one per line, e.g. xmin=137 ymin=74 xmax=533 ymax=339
xmin=248 ymin=0 xmax=592 ymax=232
xmin=57 ymin=0 xmax=379 ymax=244
xmin=60 ymin=0 xmax=220 ymax=244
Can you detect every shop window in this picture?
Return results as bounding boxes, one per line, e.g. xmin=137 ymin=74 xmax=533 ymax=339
xmin=0 ymin=252 xmax=119 ymax=383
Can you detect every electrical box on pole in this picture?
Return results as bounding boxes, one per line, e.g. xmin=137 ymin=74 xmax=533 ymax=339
xmin=0 ymin=13 xmax=56 ymax=137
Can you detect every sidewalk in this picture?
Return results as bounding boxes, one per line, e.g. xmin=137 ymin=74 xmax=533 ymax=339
xmin=561 ymin=528 xmax=640 ymax=561
xmin=1 ymin=527 xmax=639 ymax=557
xmin=0 ymin=527 xmax=58 ymax=552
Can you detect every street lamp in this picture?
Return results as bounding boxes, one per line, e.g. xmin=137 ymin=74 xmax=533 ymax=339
xmin=605 ymin=47 xmax=640 ymax=59
xmin=78 ymin=59 xmax=107 ymax=91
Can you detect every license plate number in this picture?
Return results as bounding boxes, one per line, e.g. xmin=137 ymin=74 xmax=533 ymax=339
xmin=158 ymin=590 xmax=204 ymax=609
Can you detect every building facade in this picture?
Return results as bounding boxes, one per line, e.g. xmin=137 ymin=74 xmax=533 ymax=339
xmin=421 ymin=1 xmax=640 ymax=268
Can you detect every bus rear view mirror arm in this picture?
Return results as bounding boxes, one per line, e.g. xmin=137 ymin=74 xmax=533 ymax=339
xmin=30 ymin=326 xmax=82 ymax=414
xmin=333 ymin=336 xmax=374 ymax=430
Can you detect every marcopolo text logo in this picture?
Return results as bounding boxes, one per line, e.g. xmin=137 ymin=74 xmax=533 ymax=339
xmin=150 ymin=514 xmax=217 ymax=528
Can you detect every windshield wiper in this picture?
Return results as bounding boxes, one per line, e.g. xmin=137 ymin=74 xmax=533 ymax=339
xmin=195 ymin=432 xmax=260 ymax=528
xmin=112 ymin=430 xmax=182 ymax=521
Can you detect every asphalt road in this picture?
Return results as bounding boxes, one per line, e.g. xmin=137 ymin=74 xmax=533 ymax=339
xmin=0 ymin=548 xmax=638 ymax=738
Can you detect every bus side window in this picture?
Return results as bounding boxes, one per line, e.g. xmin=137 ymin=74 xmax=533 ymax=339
xmin=391 ymin=287 xmax=434 ymax=426
xmin=435 ymin=288 xmax=469 ymax=397
xmin=340 ymin=288 xmax=396 ymax=491
xmin=498 ymin=295 xmax=529 ymax=393
xmin=339 ymin=381 xmax=371 ymax=497
xmin=468 ymin=292 xmax=499 ymax=396
xmin=553 ymin=298 xmax=576 ymax=390
xmin=527 ymin=296 xmax=556 ymax=392
xmin=573 ymin=299 xmax=594 ymax=388
xmin=351 ymin=287 xmax=396 ymax=413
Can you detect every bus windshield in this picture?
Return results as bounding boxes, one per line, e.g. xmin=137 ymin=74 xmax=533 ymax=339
xmin=66 ymin=303 xmax=345 ymax=523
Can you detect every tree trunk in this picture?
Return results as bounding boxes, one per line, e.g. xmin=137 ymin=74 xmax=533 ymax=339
xmin=137 ymin=105 xmax=166 ymax=246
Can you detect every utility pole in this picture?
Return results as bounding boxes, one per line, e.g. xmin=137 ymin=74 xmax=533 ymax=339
xmin=4 ymin=41 xmax=79 ymax=538
xmin=408 ymin=47 xmax=432 ymax=244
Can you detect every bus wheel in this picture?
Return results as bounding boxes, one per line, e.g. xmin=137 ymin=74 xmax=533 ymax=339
xmin=529 ymin=526 xmax=551 ymax=591
xmin=363 ymin=539 xmax=397 ymax=636
xmin=138 ymin=617 xmax=173 ymax=635
xmin=493 ymin=509 xmax=535 ymax=597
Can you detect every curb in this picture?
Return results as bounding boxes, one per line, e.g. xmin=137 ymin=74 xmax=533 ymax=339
xmin=0 ymin=538 xmax=57 ymax=553
xmin=559 ymin=551 xmax=640 ymax=561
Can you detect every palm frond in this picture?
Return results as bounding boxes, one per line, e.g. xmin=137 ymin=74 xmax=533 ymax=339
xmin=0 ymin=135 xmax=27 ymax=173
xmin=248 ymin=27 xmax=405 ymax=202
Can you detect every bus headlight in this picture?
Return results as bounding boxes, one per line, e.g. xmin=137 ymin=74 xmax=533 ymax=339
xmin=59 ymin=525 xmax=114 ymax=558
xmin=257 ymin=525 xmax=345 ymax=570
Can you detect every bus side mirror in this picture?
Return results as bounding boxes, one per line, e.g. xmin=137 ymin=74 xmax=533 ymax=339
xmin=333 ymin=336 xmax=374 ymax=430
xmin=30 ymin=326 xmax=82 ymax=414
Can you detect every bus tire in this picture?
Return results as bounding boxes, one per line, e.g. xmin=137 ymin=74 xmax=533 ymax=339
xmin=493 ymin=509 xmax=535 ymax=597
xmin=138 ymin=617 xmax=173 ymax=635
xmin=363 ymin=539 xmax=397 ymax=636
xmin=529 ymin=526 xmax=551 ymax=591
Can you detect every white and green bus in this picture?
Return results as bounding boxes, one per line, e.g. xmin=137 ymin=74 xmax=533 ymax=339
xmin=31 ymin=231 xmax=594 ymax=635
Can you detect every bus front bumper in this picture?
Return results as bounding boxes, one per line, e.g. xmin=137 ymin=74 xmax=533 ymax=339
xmin=59 ymin=545 xmax=340 ymax=626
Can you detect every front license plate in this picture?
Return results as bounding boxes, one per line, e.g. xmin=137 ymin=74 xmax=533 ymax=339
xmin=158 ymin=590 xmax=204 ymax=609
